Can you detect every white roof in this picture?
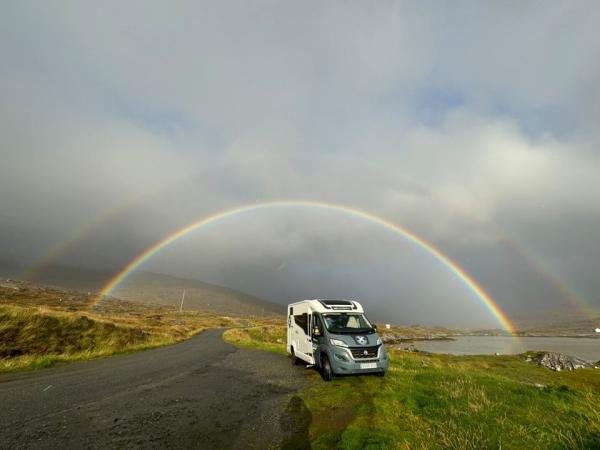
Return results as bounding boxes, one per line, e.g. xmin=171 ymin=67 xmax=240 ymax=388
xmin=288 ymin=299 xmax=364 ymax=314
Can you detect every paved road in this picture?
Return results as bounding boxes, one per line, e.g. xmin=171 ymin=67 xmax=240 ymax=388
xmin=0 ymin=330 xmax=314 ymax=449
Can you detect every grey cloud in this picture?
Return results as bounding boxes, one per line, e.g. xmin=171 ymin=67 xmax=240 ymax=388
xmin=1 ymin=1 xmax=599 ymax=327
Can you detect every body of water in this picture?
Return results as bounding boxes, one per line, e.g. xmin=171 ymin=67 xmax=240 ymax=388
xmin=400 ymin=336 xmax=600 ymax=362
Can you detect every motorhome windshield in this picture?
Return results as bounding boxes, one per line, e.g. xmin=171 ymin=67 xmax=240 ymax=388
xmin=322 ymin=313 xmax=374 ymax=334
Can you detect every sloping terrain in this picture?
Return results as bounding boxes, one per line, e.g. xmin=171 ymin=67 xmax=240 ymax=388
xmin=0 ymin=280 xmax=244 ymax=372
xmin=513 ymin=308 xmax=600 ymax=336
xmin=12 ymin=263 xmax=282 ymax=316
xmin=111 ymin=271 xmax=282 ymax=316
xmin=0 ymin=305 xmax=159 ymax=360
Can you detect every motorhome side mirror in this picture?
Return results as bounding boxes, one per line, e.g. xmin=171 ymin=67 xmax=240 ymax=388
xmin=313 ymin=327 xmax=321 ymax=337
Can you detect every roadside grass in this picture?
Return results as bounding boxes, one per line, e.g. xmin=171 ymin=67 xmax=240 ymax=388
xmin=0 ymin=305 xmax=171 ymax=371
xmin=223 ymin=323 xmax=288 ymax=355
xmin=223 ymin=325 xmax=600 ymax=450
xmin=0 ymin=280 xmax=287 ymax=372
xmin=0 ymin=303 xmax=242 ymax=373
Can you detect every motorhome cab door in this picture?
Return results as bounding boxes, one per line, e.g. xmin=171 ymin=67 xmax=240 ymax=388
xmin=289 ymin=304 xmax=315 ymax=364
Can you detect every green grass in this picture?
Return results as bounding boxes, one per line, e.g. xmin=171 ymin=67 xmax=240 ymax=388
xmin=0 ymin=340 xmax=177 ymax=372
xmin=0 ymin=279 xmax=262 ymax=373
xmin=223 ymin=325 xmax=288 ymax=355
xmin=0 ymin=303 xmax=249 ymax=373
xmin=0 ymin=288 xmax=276 ymax=373
xmin=223 ymin=326 xmax=600 ymax=449
xmin=0 ymin=305 xmax=179 ymax=372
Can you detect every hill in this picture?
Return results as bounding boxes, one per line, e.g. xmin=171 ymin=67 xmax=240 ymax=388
xmin=108 ymin=271 xmax=282 ymax=316
xmin=4 ymin=263 xmax=282 ymax=316
xmin=513 ymin=308 xmax=600 ymax=336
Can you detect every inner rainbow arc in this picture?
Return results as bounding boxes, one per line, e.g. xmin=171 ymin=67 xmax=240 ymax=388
xmin=95 ymin=200 xmax=516 ymax=334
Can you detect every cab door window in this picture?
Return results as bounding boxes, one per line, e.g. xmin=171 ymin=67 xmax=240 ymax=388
xmin=312 ymin=314 xmax=323 ymax=337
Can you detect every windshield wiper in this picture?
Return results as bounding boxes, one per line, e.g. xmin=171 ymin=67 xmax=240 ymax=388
xmin=329 ymin=329 xmax=354 ymax=334
xmin=356 ymin=328 xmax=375 ymax=334
xmin=329 ymin=328 xmax=373 ymax=334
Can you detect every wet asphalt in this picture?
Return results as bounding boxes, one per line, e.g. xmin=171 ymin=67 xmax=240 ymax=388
xmin=0 ymin=330 xmax=315 ymax=449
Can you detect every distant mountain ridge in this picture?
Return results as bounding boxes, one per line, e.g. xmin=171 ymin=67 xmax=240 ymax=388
xmin=513 ymin=308 xmax=600 ymax=336
xmin=1 ymin=261 xmax=597 ymax=330
xmin=111 ymin=271 xmax=282 ymax=315
xmin=0 ymin=262 xmax=282 ymax=316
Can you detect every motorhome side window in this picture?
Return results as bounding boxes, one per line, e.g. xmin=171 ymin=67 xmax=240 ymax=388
xmin=294 ymin=313 xmax=309 ymax=334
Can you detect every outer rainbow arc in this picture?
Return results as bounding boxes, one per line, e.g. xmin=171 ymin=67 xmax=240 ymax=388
xmin=499 ymin=237 xmax=590 ymax=317
xmin=95 ymin=200 xmax=516 ymax=334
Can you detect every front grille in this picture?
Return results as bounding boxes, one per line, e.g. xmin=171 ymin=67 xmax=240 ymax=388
xmin=350 ymin=346 xmax=379 ymax=359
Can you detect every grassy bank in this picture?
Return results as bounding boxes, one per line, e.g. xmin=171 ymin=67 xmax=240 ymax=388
xmin=223 ymin=327 xmax=600 ymax=449
xmin=0 ymin=304 xmax=242 ymax=372
xmin=223 ymin=320 xmax=287 ymax=355
xmin=0 ymin=305 xmax=170 ymax=371
xmin=0 ymin=279 xmax=253 ymax=372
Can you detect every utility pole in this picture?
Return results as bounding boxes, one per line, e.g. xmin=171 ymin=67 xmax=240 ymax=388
xmin=179 ymin=289 xmax=186 ymax=313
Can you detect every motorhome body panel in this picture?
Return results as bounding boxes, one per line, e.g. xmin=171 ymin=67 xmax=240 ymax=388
xmin=287 ymin=301 xmax=315 ymax=364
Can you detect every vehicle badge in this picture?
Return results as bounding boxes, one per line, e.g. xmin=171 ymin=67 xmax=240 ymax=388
xmin=354 ymin=335 xmax=368 ymax=345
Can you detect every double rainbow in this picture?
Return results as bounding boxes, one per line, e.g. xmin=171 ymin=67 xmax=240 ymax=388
xmin=94 ymin=200 xmax=516 ymax=333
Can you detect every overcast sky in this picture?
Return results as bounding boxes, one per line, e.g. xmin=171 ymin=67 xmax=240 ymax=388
xmin=1 ymin=1 xmax=599 ymax=327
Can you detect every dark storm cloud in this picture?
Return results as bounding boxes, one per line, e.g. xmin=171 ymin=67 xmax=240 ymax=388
xmin=1 ymin=1 xmax=599 ymax=326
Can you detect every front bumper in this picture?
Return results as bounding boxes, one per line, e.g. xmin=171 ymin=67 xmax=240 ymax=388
xmin=329 ymin=345 xmax=389 ymax=374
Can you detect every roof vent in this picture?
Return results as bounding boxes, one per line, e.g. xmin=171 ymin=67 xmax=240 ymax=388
xmin=319 ymin=299 xmax=356 ymax=310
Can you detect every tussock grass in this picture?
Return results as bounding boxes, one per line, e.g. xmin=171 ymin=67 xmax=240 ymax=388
xmin=225 ymin=323 xmax=600 ymax=450
xmin=0 ymin=277 xmax=281 ymax=373
xmin=0 ymin=305 xmax=160 ymax=357
xmin=0 ymin=305 xmax=187 ymax=372
xmin=0 ymin=279 xmax=260 ymax=372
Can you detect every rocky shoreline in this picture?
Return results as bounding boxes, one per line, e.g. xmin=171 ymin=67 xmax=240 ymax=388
xmin=379 ymin=331 xmax=456 ymax=345
xmin=524 ymin=351 xmax=599 ymax=371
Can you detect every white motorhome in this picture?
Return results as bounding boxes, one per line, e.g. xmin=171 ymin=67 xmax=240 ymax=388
xmin=287 ymin=299 xmax=388 ymax=381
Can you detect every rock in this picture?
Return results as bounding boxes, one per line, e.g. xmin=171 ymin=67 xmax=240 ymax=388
xmin=527 ymin=352 xmax=595 ymax=371
xmin=380 ymin=332 xmax=402 ymax=344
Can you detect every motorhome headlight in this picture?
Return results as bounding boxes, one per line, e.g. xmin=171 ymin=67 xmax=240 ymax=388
xmin=376 ymin=338 xmax=382 ymax=345
xmin=330 ymin=338 xmax=348 ymax=348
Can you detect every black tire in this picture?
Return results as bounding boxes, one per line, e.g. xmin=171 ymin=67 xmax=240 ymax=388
xmin=290 ymin=347 xmax=300 ymax=365
xmin=376 ymin=371 xmax=386 ymax=377
xmin=321 ymin=354 xmax=334 ymax=381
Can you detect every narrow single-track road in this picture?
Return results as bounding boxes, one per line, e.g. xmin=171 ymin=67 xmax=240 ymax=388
xmin=0 ymin=330 xmax=314 ymax=449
